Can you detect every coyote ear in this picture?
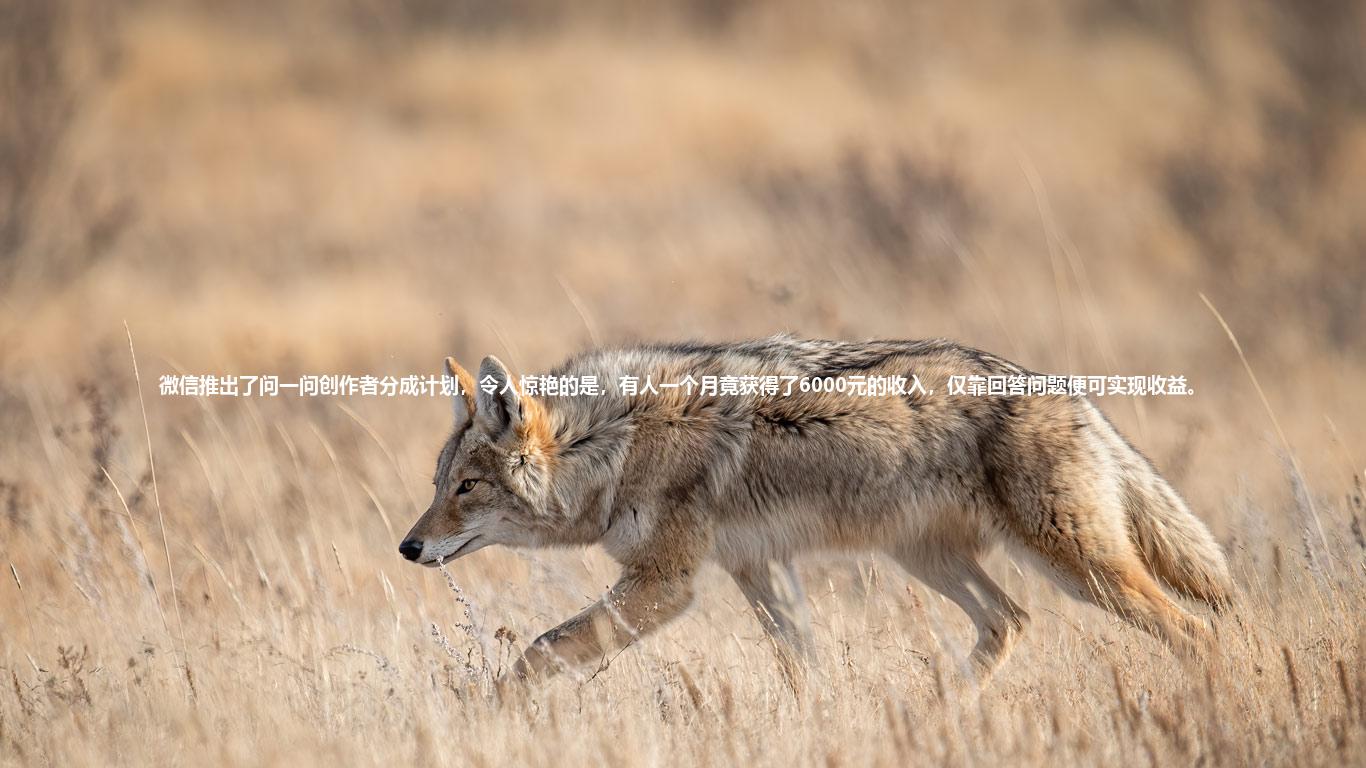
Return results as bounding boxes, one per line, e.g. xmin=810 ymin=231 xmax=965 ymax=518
xmin=475 ymin=355 xmax=522 ymax=435
xmin=444 ymin=356 xmax=476 ymax=429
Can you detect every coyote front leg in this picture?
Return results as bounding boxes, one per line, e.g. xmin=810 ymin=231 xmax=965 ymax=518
xmin=728 ymin=561 xmax=813 ymax=658
xmin=510 ymin=558 xmax=701 ymax=681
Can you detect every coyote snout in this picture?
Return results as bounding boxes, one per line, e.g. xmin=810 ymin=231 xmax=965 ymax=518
xmin=401 ymin=336 xmax=1233 ymax=686
xmin=397 ymin=525 xmax=485 ymax=565
xmin=398 ymin=501 xmax=463 ymax=565
xmin=398 ymin=489 xmax=485 ymax=566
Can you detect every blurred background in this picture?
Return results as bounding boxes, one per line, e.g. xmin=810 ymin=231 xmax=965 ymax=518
xmin=4 ymin=0 xmax=1364 ymax=505
xmin=2 ymin=2 xmax=1365 ymax=763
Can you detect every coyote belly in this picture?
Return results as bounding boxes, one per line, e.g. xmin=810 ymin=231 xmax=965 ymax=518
xmin=399 ymin=335 xmax=1232 ymax=683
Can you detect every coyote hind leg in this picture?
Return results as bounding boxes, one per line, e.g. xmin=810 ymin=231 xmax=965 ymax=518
xmin=1033 ymin=544 xmax=1210 ymax=657
xmin=893 ymin=547 xmax=1029 ymax=681
xmin=1010 ymin=513 xmax=1211 ymax=657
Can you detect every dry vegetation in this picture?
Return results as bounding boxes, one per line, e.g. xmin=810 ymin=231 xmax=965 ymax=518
xmin=2 ymin=1 xmax=1365 ymax=765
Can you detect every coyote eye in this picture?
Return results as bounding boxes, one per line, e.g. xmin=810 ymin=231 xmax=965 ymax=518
xmin=457 ymin=478 xmax=479 ymax=495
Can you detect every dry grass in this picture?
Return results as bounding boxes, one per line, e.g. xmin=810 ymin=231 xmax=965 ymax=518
xmin=2 ymin=1 xmax=1365 ymax=765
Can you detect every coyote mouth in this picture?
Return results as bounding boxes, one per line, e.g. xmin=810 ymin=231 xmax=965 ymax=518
xmin=422 ymin=534 xmax=484 ymax=566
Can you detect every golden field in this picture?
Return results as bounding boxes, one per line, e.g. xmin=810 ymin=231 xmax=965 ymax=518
xmin=1 ymin=1 xmax=1364 ymax=765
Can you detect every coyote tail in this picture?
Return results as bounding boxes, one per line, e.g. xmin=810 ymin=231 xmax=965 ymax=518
xmin=1123 ymin=467 xmax=1234 ymax=612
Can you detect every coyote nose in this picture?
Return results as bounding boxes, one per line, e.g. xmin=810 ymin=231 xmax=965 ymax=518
xmin=398 ymin=539 xmax=423 ymax=561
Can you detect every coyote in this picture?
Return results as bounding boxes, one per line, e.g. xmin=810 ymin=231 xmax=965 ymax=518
xmin=399 ymin=336 xmax=1231 ymax=683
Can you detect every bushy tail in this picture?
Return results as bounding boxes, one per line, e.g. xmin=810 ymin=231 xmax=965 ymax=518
xmin=1123 ymin=470 xmax=1234 ymax=612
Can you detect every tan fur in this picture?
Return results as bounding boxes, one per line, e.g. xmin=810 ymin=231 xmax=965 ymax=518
xmin=401 ymin=335 xmax=1233 ymax=684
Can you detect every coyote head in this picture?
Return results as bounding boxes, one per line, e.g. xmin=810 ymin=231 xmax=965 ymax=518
xmin=398 ymin=355 xmax=556 ymax=566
